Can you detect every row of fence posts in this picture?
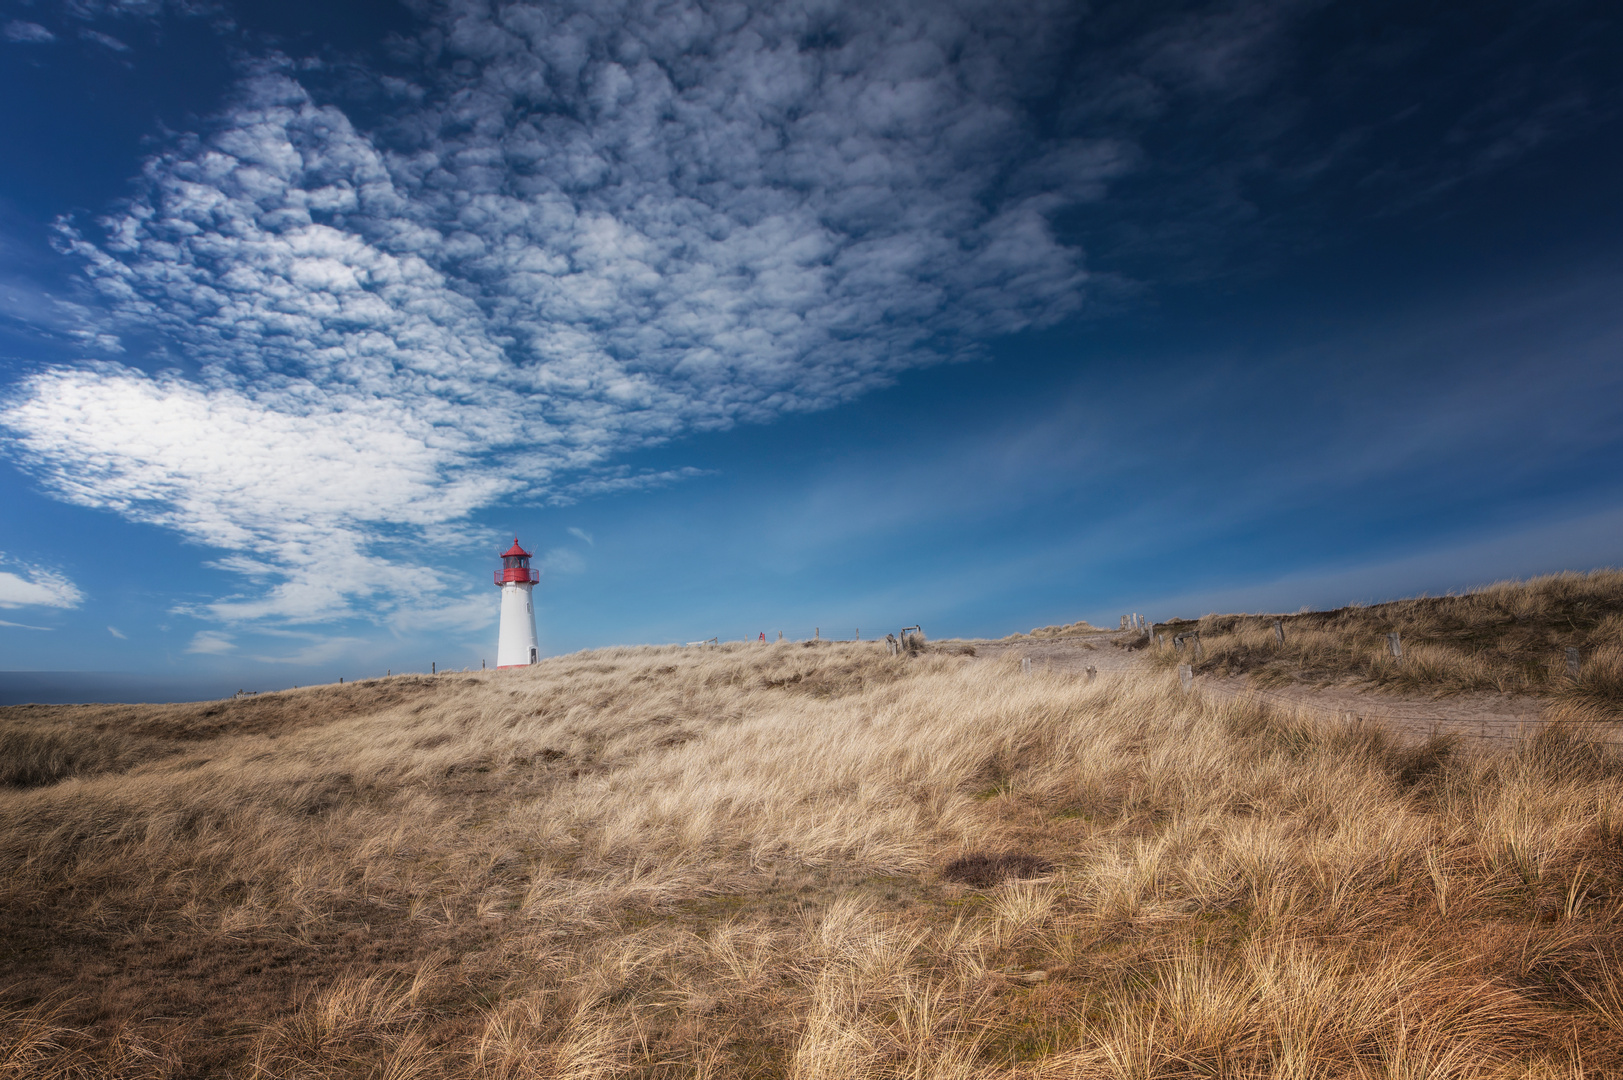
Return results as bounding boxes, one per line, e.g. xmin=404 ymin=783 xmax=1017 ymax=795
xmin=704 ymin=626 xmax=923 ymax=653
xmin=1127 ymin=614 xmax=1591 ymax=685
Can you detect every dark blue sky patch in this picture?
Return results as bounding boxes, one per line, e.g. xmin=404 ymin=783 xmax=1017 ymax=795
xmin=0 ymin=0 xmax=1618 ymax=679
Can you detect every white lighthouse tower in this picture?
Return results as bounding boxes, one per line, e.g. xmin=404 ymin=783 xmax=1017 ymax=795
xmin=495 ymin=538 xmax=540 ymax=668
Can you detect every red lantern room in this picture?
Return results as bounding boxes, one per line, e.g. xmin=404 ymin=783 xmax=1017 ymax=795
xmin=495 ymin=539 xmax=540 ymax=585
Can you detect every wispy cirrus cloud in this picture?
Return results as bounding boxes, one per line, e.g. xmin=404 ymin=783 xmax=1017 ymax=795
xmin=3 ymin=0 xmax=1122 ymax=627
xmin=79 ymin=28 xmax=131 ymax=51
xmin=3 ymin=20 xmax=55 ymax=42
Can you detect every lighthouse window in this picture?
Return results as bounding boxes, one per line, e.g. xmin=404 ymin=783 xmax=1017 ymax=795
xmin=526 ymin=601 xmax=532 ymax=613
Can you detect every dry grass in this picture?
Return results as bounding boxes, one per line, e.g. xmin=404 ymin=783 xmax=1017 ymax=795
xmin=1139 ymin=569 xmax=1623 ymax=704
xmin=4 ymin=637 xmax=1623 ymax=1077
xmin=1004 ymin=621 xmax=1105 ymax=641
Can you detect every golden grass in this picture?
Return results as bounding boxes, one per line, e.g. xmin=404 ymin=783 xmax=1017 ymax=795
xmin=1140 ymin=569 xmax=1623 ymax=704
xmin=1004 ymin=621 xmax=1105 ymax=641
xmin=3 ymin=638 xmax=1623 ymax=1076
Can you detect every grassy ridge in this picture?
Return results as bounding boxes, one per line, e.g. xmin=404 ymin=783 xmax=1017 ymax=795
xmin=2 ymin=631 xmax=1622 ymax=1077
xmin=1140 ymin=569 xmax=1623 ymax=706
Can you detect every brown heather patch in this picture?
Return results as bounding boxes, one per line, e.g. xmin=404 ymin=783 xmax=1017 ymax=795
xmin=940 ymin=852 xmax=1055 ymax=887
xmin=3 ymin=635 xmax=1623 ymax=1077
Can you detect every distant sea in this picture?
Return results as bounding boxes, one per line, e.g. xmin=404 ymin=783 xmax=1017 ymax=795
xmin=0 ymin=671 xmax=264 ymax=706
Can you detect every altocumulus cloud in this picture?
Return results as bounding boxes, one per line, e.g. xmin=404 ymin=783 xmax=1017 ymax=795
xmin=3 ymin=0 xmax=1122 ymax=627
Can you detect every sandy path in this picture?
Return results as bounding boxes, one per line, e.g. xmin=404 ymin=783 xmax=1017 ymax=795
xmin=975 ymin=634 xmax=1611 ymax=747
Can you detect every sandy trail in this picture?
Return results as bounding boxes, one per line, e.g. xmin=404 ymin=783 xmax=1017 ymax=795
xmin=976 ymin=633 xmax=1610 ymax=747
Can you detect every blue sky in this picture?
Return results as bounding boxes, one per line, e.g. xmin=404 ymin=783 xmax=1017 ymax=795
xmin=1 ymin=0 xmax=1620 ymax=699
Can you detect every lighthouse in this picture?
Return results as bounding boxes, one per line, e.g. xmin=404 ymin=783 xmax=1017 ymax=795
xmin=495 ymin=539 xmax=540 ymax=668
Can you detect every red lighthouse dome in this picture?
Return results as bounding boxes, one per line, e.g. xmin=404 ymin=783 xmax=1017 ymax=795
xmin=495 ymin=539 xmax=539 ymax=585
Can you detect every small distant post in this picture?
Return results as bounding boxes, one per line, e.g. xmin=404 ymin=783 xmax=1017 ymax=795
xmin=1155 ymin=633 xmax=1164 ymax=646
xmin=1191 ymin=632 xmax=1204 ymax=663
xmin=856 ymin=628 xmax=860 ymax=640
xmin=1566 ymin=646 xmax=1581 ymax=680
xmin=778 ymin=630 xmax=783 ymax=641
xmin=815 ymin=627 xmax=819 ymax=640
xmin=1387 ymin=633 xmax=1402 ymax=659
xmin=432 ymin=661 xmax=436 ymax=674
xmin=1273 ymin=619 xmax=1285 ymax=645
xmin=481 ymin=660 xmax=485 ymax=671
xmin=1021 ymin=657 xmax=1032 ymax=675
xmin=1085 ymin=665 xmax=1097 ymax=681
xmin=1178 ymin=664 xmax=1193 ymax=690
xmin=1174 ymin=634 xmax=1185 ymax=652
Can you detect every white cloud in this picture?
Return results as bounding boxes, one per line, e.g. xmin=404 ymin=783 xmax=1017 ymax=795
xmin=4 ymin=21 xmax=55 ymax=43
xmin=0 ymin=556 xmax=83 ymax=609
xmin=64 ymin=0 xmax=215 ymax=19
xmin=0 ymin=619 xmax=54 ymax=630
xmin=186 ymin=630 xmax=235 ymax=653
xmin=568 ymin=527 xmax=594 ymax=546
xmin=80 ymin=28 xmax=131 ymax=51
xmin=557 ymin=467 xmax=714 ymax=501
xmin=3 ymin=1 xmax=1123 ymax=628
xmin=108 ymin=625 xmax=127 ymax=638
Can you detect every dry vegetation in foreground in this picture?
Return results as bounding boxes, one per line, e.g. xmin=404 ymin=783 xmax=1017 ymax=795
xmin=4 ymin=639 xmax=1623 ymax=1078
xmin=1138 ymin=570 xmax=1623 ymax=706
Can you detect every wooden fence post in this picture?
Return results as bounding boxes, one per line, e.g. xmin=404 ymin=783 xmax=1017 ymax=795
xmin=1191 ymin=631 xmax=1204 ymax=663
xmin=1273 ymin=619 xmax=1285 ymax=645
xmin=1021 ymin=657 xmax=1031 ymax=675
xmin=1178 ymin=664 xmax=1193 ymax=690
xmin=1387 ymin=633 xmax=1402 ymax=659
